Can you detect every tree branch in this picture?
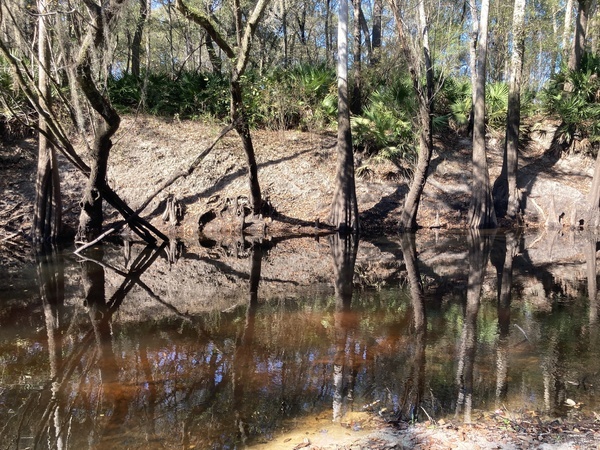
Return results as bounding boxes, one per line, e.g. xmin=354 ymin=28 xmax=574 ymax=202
xmin=174 ymin=0 xmax=236 ymax=58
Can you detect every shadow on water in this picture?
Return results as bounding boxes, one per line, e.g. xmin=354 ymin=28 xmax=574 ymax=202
xmin=2 ymin=230 xmax=600 ymax=448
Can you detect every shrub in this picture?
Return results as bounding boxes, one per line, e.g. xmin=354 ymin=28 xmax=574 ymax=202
xmin=351 ymin=76 xmax=416 ymax=162
xmin=541 ymin=52 xmax=600 ymax=154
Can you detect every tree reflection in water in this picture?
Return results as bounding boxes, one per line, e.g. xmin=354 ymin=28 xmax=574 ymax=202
xmin=455 ymin=230 xmax=493 ymax=423
xmin=330 ymin=232 xmax=359 ymax=422
xmin=490 ymin=231 xmax=519 ymax=404
xmin=399 ymin=232 xmax=426 ymax=423
xmin=3 ymin=231 xmax=600 ymax=447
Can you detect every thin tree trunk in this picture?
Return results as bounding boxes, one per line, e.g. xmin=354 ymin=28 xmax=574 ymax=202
xmin=131 ymin=0 xmax=147 ymax=78
xmin=372 ymin=0 xmax=382 ymax=65
xmin=468 ymin=0 xmax=497 ymax=229
xmin=356 ymin=6 xmax=371 ymax=64
xmin=330 ymin=0 xmax=359 ymax=233
xmin=493 ymin=0 xmax=525 ymax=221
xmin=33 ymin=0 xmax=62 ymax=243
xmin=281 ymin=0 xmax=288 ymax=67
xmin=563 ymin=0 xmax=574 ymax=64
xmin=468 ymin=0 xmax=479 ymax=134
xmin=586 ymin=151 xmax=600 ymax=226
xmin=351 ymin=0 xmax=362 ymax=115
xmin=231 ymin=78 xmax=262 ymax=214
xmin=393 ymin=0 xmax=434 ymax=231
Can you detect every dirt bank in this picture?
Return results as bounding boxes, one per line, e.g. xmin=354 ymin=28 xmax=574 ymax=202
xmin=2 ymin=116 xmax=600 ymax=449
xmin=1 ymin=115 xmax=595 ymax=249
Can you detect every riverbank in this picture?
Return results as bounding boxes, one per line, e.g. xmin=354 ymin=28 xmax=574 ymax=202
xmin=1 ymin=115 xmax=595 ymax=248
xmin=2 ymin=115 xmax=600 ymax=449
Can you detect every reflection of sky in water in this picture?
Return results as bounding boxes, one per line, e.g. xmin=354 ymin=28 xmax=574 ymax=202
xmin=1 ymin=234 xmax=599 ymax=448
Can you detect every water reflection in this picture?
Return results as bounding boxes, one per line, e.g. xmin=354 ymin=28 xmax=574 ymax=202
xmin=1 ymin=230 xmax=600 ymax=448
xmin=330 ymin=232 xmax=358 ymax=422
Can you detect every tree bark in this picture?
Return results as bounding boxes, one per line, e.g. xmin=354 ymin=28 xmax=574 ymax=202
xmin=330 ymin=0 xmax=359 ymax=233
xmin=569 ymin=0 xmax=593 ymax=71
xmin=493 ymin=0 xmax=525 ymax=221
xmin=586 ymin=150 xmax=600 ymax=226
xmin=175 ymin=0 xmax=269 ymax=215
xmin=372 ymin=0 xmax=382 ymax=65
xmin=390 ymin=0 xmax=435 ymax=231
xmin=131 ymin=0 xmax=148 ymax=79
xmin=33 ymin=0 xmax=62 ymax=243
xmin=468 ymin=0 xmax=497 ymax=229
xmin=563 ymin=0 xmax=574 ymax=65
xmin=351 ymin=0 xmax=362 ymax=115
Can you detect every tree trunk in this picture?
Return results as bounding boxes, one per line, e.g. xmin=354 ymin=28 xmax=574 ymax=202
xmin=468 ymin=0 xmax=497 ymax=229
xmin=330 ymin=0 xmax=359 ymax=233
xmin=493 ymin=0 xmax=525 ymax=221
xmin=468 ymin=0 xmax=479 ymax=134
xmin=569 ymin=0 xmax=592 ymax=71
xmin=231 ymin=77 xmax=262 ymax=215
xmin=563 ymin=0 xmax=574 ymax=64
xmin=372 ymin=0 xmax=382 ymax=65
xmin=351 ymin=0 xmax=362 ymax=115
xmin=33 ymin=0 xmax=62 ymax=243
xmin=76 ymin=120 xmax=117 ymax=242
xmin=131 ymin=0 xmax=148 ymax=79
xmin=397 ymin=0 xmax=434 ymax=231
xmin=587 ymin=150 xmax=600 ymax=226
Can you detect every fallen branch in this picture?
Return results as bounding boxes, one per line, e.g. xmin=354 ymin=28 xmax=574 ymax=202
xmin=0 ymin=231 xmax=20 ymax=243
xmin=135 ymin=122 xmax=234 ymax=214
xmin=74 ymin=124 xmax=235 ymax=253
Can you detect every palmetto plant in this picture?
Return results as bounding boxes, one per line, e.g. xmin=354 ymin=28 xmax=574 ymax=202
xmin=542 ymin=52 xmax=600 ymax=154
xmin=351 ymin=76 xmax=416 ymax=162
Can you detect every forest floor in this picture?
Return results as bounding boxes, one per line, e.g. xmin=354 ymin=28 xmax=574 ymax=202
xmin=2 ymin=115 xmax=600 ymax=449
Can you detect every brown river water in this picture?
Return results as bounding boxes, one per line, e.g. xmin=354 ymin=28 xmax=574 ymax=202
xmin=1 ymin=230 xmax=599 ymax=449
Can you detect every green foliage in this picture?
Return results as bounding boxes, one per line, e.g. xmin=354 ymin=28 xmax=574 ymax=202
xmin=485 ymin=82 xmax=509 ymax=129
xmin=108 ymin=71 xmax=230 ymax=119
xmin=0 ymin=67 xmax=32 ymax=139
xmin=437 ymin=77 xmax=471 ymax=129
xmin=541 ymin=52 xmax=600 ymax=154
xmin=245 ymin=64 xmax=336 ymax=130
xmin=351 ymin=75 xmax=417 ymax=162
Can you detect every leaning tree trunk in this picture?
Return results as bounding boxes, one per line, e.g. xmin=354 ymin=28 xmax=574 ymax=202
xmin=33 ymin=0 xmax=62 ymax=243
xmin=231 ymin=77 xmax=262 ymax=215
xmin=493 ymin=0 xmax=525 ymax=221
xmin=330 ymin=0 xmax=359 ymax=233
xmin=396 ymin=0 xmax=434 ymax=231
xmin=77 ymin=120 xmax=118 ymax=242
xmin=468 ymin=0 xmax=497 ymax=229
